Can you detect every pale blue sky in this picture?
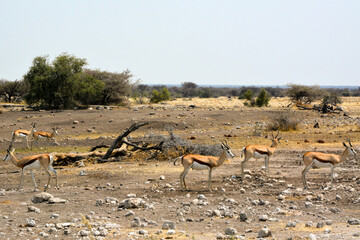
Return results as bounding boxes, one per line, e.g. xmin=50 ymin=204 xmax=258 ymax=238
xmin=1 ymin=0 xmax=359 ymax=86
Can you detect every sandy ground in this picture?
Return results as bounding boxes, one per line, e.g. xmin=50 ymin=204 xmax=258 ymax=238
xmin=0 ymin=97 xmax=360 ymax=239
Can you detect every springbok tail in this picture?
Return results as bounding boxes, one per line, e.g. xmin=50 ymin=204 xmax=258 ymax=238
xmin=173 ymin=156 xmax=183 ymax=166
xmin=240 ymin=147 xmax=246 ymax=158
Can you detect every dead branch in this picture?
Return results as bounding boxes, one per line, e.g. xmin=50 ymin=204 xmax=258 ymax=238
xmin=90 ymin=144 xmax=110 ymax=151
xmin=103 ymin=122 xmax=149 ymax=159
xmin=123 ymin=140 xmax=164 ymax=151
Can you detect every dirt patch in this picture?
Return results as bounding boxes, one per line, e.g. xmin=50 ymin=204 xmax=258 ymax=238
xmin=0 ymin=97 xmax=360 ymax=239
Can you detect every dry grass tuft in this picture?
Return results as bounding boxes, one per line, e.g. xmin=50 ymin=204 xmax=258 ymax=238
xmin=267 ymin=112 xmax=300 ymax=131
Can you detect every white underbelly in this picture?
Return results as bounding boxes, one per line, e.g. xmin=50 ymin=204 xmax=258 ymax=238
xmin=37 ymin=135 xmax=48 ymax=140
xmin=253 ymin=152 xmax=267 ymax=158
xmin=17 ymin=133 xmax=28 ymax=138
xmin=24 ymin=161 xmax=42 ymax=170
xmin=313 ymin=160 xmax=333 ymax=168
xmin=192 ymin=162 xmax=210 ymax=170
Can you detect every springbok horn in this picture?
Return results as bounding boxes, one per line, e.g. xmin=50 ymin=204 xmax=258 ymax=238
xmin=275 ymin=130 xmax=280 ymax=138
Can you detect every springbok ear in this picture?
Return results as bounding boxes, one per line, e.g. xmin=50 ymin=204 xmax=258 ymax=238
xmin=278 ymin=137 xmax=282 ymax=141
xmin=343 ymin=142 xmax=348 ymax=147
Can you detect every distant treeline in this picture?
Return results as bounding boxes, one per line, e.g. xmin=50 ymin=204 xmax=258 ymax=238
xmin=0 ymin=54 xmax=359 ymax=109
xmin=133 ymin=82 xmax=360 ymax=100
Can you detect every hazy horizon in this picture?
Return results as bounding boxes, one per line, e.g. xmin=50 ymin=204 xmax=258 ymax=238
xmin=1 ymin=1 xmax=359 ymax=86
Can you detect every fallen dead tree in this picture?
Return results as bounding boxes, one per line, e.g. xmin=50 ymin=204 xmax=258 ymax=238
xmin=53 ymin=122 xmax=164 ymax=166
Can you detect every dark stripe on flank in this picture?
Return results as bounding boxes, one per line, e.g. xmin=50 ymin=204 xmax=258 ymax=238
xmin=255 ymin=149 xmax=270 ymax=156
xmin=314 ymin=157 xmax=334 ymax=165
xmin=21 ymin=159 xmax=37 ymax=168
xmin=193 ymin=159 xmax=211 ymax=167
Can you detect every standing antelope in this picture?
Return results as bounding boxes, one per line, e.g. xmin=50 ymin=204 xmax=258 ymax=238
xmin=3 ymin=146 xmax=59 ymax=191
xmin=174 ymin=141 xmax=235 ymax=191
xmin=240 ymin=131 xmax=281 ymax=177
xmin=11 ymin=123 xmax=36 ymax=149
xmin=31 ymin=127 xmax=59 ymax=149
xmin=302 ymin=140 xmax=357 ymax=189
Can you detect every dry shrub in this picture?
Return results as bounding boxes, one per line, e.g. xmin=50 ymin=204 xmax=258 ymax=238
xmin=141 ymin=128 xmax=222 ymax=159
xmin=268 ymin=113 xmax=299 ymax=131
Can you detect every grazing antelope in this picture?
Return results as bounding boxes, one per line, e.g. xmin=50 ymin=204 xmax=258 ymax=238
xmin=302 ymin=140 xmax=357 ymax=189
xmin=11 ymin=123 xmax=36 ymax=149
xmin=3 ymin=146 xmax=59 ymax=191
xmin=174 ymin=141 xmax=235 ymax=191
xmin=240 ymin=131 xmax=281 ymax=177
xmin=31 ymin=127 xmax=59 ymax=149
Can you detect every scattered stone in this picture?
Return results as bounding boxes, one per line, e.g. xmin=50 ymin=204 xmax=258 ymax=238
xmin=259 ymin=215 xmax=268 ymax=221
xmin=225 ymin=228 xmax=237 ymax=236
xmin=309 ymin=233 xmax=317 ymax=240
xmin=167 ymin=229 xmax=176 ymax=235
xmin=48 ymin=197 xmax=66 ymax=204
xmin=50 ymin=213 xmax=59 ymax=219
xmin=325 ymin=220 xmax=332 ymax=225
xmin=125 ymin=210 xmax=135 ymax=217
xmin=239 ymin=212 xmax=247 ymax=222
xmin=78 ymin=230 xmax=90 ymax=237
xmin=160 ymin=175 xmax=165 ymax=180
xmin=28 ymin=206 xmax=41 ymax=213
xmin=316 ymin=222 xmax=325 ymax=228
xmin=305 ymin=201 xmax=313 ymax=208
xmin=198 ymin=194 xmax=206 ymax=200
xmin=162 ymin=220 xmax=176 ymax=230
xmin=0 ymin=189 xmax=5 ymax=196
xmin=329 ymin=207 xmax=340 ymax=214
xmin=286 ymin=221 xmax=297 ymax=228
xmin=31 ymin=192 xmax=54 ymax=203
xmin=26 ymin=218 xmax=36 ymax=227
xmin=118 ymin=198 xmax=148 ymax=209
xmin=79 ymin=170 xmax=87 ymax=176
xmin=306 ymin=221 xmax=314 ymax=227
xmin=258 ymin=226 xmax=271 ymax=238
xmin=348 ymin=218 xmax=360 ymax=225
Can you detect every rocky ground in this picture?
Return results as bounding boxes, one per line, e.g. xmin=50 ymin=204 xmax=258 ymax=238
xmin=0 ymin=97 xmax=360 ymax=239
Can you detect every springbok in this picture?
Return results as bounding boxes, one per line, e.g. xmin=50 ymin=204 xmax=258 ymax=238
xmin=3 ymin=146 xmax=59 ymax=191
xmin=302 ymin=140 xmax=357 ymax=189
xmin=11 ymin=123 xmax=36 ymax=149
xmin=240 ymin=131 xmax=281 ymax=177
xmin=174 ymin=141 xmax=235 ymax=191
xmin=31 ymin=127 xmax=59 ymax=149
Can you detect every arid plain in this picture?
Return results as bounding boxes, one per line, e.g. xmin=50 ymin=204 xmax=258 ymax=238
xmin=0 ymin=97 xmax=360 ymax=239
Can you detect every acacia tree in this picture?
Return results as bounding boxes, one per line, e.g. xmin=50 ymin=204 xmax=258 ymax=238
xmin=181 ymin=82 xmax=198 ymax=97
xmin=287 ymin=84 xmax=325 ymax=103
xmin=85 ymin=69 xmax=134 ymax=105
xmin=24 ymin=54 xmax=87 ymax=109
xmin=0 ymin=79 xmax=27 ymax=102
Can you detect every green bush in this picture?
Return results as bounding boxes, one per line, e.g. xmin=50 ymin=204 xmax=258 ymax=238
xmin=244 ymin=89 xmax=253 ymax=101
xmin=150 ymin=88 xmax=171 ymax=103
xmin=255 ymin=89 xmax=271 ymax=107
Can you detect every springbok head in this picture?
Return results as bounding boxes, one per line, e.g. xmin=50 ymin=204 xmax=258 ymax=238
xmin=52 ymin=127 xmax=59 ymax=135
xmin=343 ymin=139 xmax=357 ymax=159
xmin=3 ymin=145 xmax=14 ymax=161
xmin=221 ymin=140 xmax=235 ymax=158
xmin=270 ymin=130 xmax=281 ymax=146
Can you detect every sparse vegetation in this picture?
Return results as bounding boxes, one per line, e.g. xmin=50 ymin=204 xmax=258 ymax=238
xmin=150 ymin=88 xmax=171 ymax=103
xmin=268 ymin=112 xmax=299 ymax=131
xmin=255 ymin=88 xmax=271 ymax=107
